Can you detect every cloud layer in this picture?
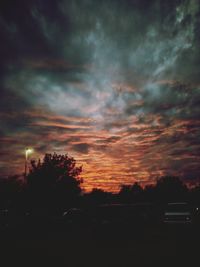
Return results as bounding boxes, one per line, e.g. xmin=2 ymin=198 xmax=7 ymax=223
xmin=0 ymin=0 xmax=200 ymax=191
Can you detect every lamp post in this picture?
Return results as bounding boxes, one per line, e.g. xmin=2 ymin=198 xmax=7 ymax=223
xmin=25 ymin=148 xmax=33 ymax=177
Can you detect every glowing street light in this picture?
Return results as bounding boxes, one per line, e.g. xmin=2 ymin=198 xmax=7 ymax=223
xmin=25 ymin=147 xmax=33 ymax=177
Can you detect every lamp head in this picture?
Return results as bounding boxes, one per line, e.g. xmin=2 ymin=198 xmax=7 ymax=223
xmin=25 ymin=148 xmax=33 ymax=158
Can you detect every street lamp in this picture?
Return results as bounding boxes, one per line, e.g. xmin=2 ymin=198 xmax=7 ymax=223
xmin=25 ymin=148 xmax=33 ymax=177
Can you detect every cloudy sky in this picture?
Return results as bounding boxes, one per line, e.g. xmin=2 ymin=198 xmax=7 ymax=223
xmin=0 ymin=0 xmax=200 ymax=192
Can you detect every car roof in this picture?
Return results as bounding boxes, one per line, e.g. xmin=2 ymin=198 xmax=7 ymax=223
xmin=167 ymin=202 xmax=188 ymax=205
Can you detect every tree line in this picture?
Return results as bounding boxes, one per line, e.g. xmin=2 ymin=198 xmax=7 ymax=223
xmin=0 ymin=153 xmax=200 ymax=214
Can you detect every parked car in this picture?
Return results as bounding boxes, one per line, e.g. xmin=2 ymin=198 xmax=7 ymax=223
xmin=88 ymin=204 xmax=130 ymax=226
xmin=87 ymin=203 xmax=157 ymax=227
xmin=163 ymin=202 xmax=192 ymax=224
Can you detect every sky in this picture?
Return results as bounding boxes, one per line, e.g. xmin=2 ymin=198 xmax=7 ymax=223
xmin=0 ymin=0 xmax=200 ymax=192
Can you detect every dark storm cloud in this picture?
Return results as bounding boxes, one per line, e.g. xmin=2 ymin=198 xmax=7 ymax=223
xmin=2 ymin=0 xmax=199 ymax=92
xmin=72 ymin=143 xmax=90 ymax=154
xmin=1 ymin=0 xmax=199 ymax=76
xmin=64 ymin=0 xmax=199 ymax=80
xmin=140 ymin=82 xmax=200 ymax=118
xmin=0 ymin=86 xmax=34 ymax=135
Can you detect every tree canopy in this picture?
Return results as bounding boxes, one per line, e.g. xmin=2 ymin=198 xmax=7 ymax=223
xmin=26 ymin=153 xmax=82 ymax=212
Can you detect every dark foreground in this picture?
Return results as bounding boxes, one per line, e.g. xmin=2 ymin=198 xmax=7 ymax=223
xmin=1 ymin=223 xmax=200 ymax=267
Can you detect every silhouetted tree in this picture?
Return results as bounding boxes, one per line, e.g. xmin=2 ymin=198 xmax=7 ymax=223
xmin=154 ymin=176 xmax=188 ymax=202
xmin=143 ymin=184 xmax=156 ymax=202
xmin=119 ymin=182 xmax=143 ymax=203
xmin=26 ymin=153 xmax=82 ymax=213
xmin=131 ymin=182 xmax=143 ymax=199
xmin=83 ymin=188 xmax=114 ymax=206
xmin=190 ymin=185 xmax=200 ymax=205
xmin=119 ymin=185 xmax=131 ymax=195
